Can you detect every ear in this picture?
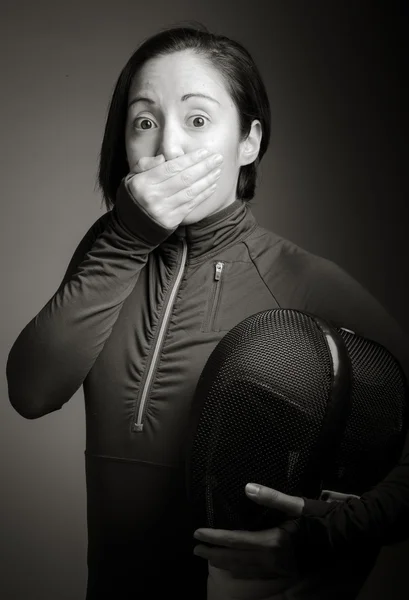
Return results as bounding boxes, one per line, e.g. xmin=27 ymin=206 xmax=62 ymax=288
xmin=239 ymin=120 xmax=262 ymax=166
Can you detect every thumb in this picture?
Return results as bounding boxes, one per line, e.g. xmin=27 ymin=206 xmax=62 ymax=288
xmin=245 ymin=483 xmax=304 ymax=517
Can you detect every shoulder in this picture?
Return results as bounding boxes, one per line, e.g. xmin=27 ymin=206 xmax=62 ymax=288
xmin=56 ymin=210 xmax=112 ymax=290
xmin=245 ymin=224 xmax=346 ymax=297
xmin=80 ymin=211 xmax=112 ymax=243
xmin=245 ymin=225 xmax=408 ymax=374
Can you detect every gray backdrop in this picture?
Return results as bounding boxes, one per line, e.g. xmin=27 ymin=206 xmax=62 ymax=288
xmin=1 ymin=1 xmax=408 ymax=598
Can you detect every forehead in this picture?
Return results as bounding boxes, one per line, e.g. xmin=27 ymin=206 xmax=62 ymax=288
xmin=129 ymin=50 xmax=232 ymax=104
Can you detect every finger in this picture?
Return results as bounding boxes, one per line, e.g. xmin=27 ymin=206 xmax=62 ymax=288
xmin=194 ymin=527 xmax=284 ymax=550
xmin=148 ymin=148 xmax=223 ymax=190
xmin=194 ymin=545 xmax=260 ymax=572
xmin=132 ymin=154 xmax=165 ymax=174
xmin=165 ymin=167 xmax=222 ymax=211
xmin=245 ymin=484 xmax=304 ymax=517
xmin=320 ymin=489 xmax=360 ymax=502
xmin=194 ymin=528 xmax=256 ymax=549
xmin=196 ymin=547 xmax=234 ymax=571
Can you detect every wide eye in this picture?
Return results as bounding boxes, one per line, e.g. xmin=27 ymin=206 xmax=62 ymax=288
xmin=188 ymin=115 xmax=209 ymax=128
xmin=134 ymin=117 xmax=158 ymax=130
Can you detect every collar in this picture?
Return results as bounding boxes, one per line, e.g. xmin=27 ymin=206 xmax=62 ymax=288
xmin=166 ymin=199 xmax=257 ymax=261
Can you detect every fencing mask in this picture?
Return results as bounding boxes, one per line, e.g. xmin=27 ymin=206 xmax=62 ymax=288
xmin=186 ymin=309 xmax=408 ymax=533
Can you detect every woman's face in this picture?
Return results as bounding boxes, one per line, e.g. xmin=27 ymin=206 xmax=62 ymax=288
xmin=125 ymin=50 xmax=261 ymax=224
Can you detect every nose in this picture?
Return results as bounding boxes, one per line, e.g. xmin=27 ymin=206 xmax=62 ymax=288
xmin=156 ymin=121 xmax=185 ymax=161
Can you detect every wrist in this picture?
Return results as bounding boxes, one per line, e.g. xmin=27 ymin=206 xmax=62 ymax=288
xmin=114 ymin=177 xmax=175 ymax=245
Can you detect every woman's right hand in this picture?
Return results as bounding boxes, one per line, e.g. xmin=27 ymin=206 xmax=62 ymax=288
xmin=126 ymin=148 xmax=224 ymax=229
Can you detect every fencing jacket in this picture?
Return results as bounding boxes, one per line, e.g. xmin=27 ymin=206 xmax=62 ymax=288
xmin=7 ymin=180 xmax=409 ymax=599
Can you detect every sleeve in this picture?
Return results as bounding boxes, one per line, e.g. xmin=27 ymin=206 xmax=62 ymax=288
xmin=6 ymin=179 xmax=175 ymax=419
xmin=293 ymin=255 xmax=409 ymax=553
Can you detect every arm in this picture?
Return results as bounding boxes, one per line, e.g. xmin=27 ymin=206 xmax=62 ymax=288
xmin=193 ymin=245 xmax=409 ymax=582
xmin=6 ymin=180 xmax=174 ymax=419
xmin=7 ymin=148 xmax=223 ymax=419
xmin=290 ymin=254 xmax=409 ymax=548
xmin=255 ymin=241 xmax=409 ymax=543
xmin=194 ymin=259 xmax=409 ymax=577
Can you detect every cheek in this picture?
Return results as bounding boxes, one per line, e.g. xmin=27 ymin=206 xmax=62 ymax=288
xmin=219 ymin=161 xmax=238 ymax=191
xmin=199 ymin=136 xmax=239 ymax=178
xmin=125 ymin=128 xmax=157 ymax=165
xmin=208 ymin=128 xmax=238 ymax=156
xmin=218 ymin=142 xmax=241 ymax=184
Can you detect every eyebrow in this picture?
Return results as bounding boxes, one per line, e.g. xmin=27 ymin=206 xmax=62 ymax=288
xmin=128 ymin=92 xmax=220 ymax=108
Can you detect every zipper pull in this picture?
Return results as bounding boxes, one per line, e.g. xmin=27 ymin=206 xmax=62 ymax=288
xmin=214 ymin=262 xmax=224 ymax=281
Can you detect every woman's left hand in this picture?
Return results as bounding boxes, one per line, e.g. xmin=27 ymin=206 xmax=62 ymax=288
xmin=193 ymin=483 xmax=304 ymax=579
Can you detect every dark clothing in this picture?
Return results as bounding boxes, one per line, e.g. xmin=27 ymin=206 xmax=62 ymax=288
xmin=7 ymin=180 xmax=409 ymax=598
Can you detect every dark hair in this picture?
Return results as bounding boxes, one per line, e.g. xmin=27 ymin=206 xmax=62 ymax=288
xmin=97 ymin=23 xmax=271 ymax=209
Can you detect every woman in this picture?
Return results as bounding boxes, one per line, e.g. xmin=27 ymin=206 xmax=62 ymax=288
xmin=6 ymin=25 xmax=409 ymax=599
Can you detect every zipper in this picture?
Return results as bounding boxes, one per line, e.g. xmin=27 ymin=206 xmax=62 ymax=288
xmin=202 ymin=261 xmax=225 ymax=332
xmin=132 ymin=238 xmax=188 ymax=433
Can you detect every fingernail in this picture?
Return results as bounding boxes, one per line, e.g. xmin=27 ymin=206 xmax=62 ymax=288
xmin=246 ymin=483 xmax=260 ymax=495
xmin=197 ymin=149 xmax=210 ymax=158
xmin=213 ymin=154 xmax=223 ymax=165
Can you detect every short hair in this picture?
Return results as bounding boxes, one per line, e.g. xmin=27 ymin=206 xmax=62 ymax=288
xmin=98 ymin=24 xmax=271 ymax=209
